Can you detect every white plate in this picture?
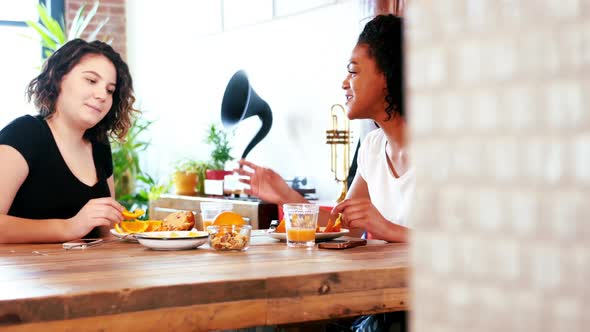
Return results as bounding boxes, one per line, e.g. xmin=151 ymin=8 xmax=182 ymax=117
xmin=109 ymin=228 xmax=138 ymax=241
xmin=135 ymin=231 xmax=209 ymax=250
xmin=267 ymin=227 xmax=350 ymax=242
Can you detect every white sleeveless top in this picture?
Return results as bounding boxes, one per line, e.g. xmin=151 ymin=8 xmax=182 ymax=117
xmin=357 ymin=129 xmax=415 ymax=227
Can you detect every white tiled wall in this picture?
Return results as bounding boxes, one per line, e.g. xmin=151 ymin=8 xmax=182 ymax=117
xmin=407 ymin=0 xmax=589 ymax=331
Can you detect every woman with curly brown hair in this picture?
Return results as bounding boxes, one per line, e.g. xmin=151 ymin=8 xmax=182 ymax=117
xmin=237 ymin=15 xmax=411 ymax=244
xmin=0 ymin=39 xmax=137 ymax=243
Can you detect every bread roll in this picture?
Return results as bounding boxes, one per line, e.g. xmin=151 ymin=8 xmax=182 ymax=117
xmin=161 ymin=211 xmax=195 ymax=231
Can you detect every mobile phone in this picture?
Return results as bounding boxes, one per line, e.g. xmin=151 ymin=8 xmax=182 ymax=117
xmin=318 ymin=239 xmax=367 ymax=250
xmin=63 ymin=238 xmax=103 ymax=249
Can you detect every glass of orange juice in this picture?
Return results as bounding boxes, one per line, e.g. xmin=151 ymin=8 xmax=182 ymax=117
xmin=283 ymin=203 xmax=319 ymax=248
xmin=199 ymin=201 xmax=233 ymax=230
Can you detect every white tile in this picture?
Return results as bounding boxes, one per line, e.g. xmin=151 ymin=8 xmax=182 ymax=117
xmin=493 ymin=239 xmax=521 ymax=282
xmin=501 ymin=86 xmax=536 ymax=131
xmin=411 ymin=96 xmax=435 ymax=135
xmin=507 ymin=191 xmax=538 ymax=236
xmin=581 ymin=22 xmax=590 ymax=66
xmin=431 ymin=235 xmax=454 ymax=275
xmin=551 ymin=297 xmax=581 ymax=332
xmin=426 ymin=47 xmax=447 ymax=86
xmin=543 ymin=140 xmax=564 ymax=184
xmin=546 ymin=81 xmax=584 ymax=130
xmin=521 ymin=137 xmax=544 ymax=182
xmin=544 ymin=0 xmax=581 ymax=19
xmin=512 ymin=290 xmax=544 ymax=332
xmin=457 ymin=235 xmax=488 ymax=278
xmin=531 ymin=245 xmax=562 ymax=290
xmin=486 ymin=137 xmax=519 ymax=182
xmin=441 ymin=93 xmax=467 ymax=131
xmin=440 ymin=187 xmax=467 ymax=230
xmin=490 ymin=40 xmax=517 ymax=81
xmin=572 ymin=134 xmax=590 ymax=184
xmin=456 ymin=41 xmax=482 ymax=83
xmin=475 ymin=189 xmax=504 ymax=232
xmin=472 ymin=91 xmax=500 ymax=131
xmin=548 ymin=191 xmax=581 ymax=240
xmin=452 ymin=138 xmax=483 ymax=178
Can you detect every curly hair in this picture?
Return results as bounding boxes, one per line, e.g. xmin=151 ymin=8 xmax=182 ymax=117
xmin=358 ymin=14 xmax=404 ymax=120
xmin=26 ymin=39 xmax=138 ymax=142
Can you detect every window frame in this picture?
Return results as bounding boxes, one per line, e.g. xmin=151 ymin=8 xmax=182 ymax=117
xmin=0 ymin=0 xmax=64 ymax=28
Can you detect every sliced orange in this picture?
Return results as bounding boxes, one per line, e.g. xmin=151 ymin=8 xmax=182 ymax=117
xmin=122 ymin=209 xmax=145 ymax=220
xmin=145 ymin=220 xmax=163 ymax=232
xmin=332 ymin=215 xmax=342 ymax=232
xmin=213 ymin=211 xmax=245 ymax=226
xmin=276 ymin=219 xmax=286 ymax=233
xmin=114 ymin=223 xmax=125 ymax=234
xmin=324 ymin=217 xmax=336 ymax=233
xmin=120 ymin=220 xmax=149 ymax=233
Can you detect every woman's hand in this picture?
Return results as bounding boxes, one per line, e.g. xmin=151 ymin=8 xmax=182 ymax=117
xmin=67 ymin=197 xmax=124 ymax=239
xmin=235 ymin=159 xmax=305 ymax=205
xmin=330 ymin=198 xmax=385 ymax=231
xmin=330 ymin=198 xmax=407 ymax=242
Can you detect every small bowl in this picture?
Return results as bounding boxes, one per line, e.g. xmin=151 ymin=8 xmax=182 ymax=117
xmin=207 ymin=225 xmax=252 ymax=251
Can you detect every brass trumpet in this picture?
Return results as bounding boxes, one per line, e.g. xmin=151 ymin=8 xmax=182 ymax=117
xmin=326 ymin=104 xmax=351 ymax=202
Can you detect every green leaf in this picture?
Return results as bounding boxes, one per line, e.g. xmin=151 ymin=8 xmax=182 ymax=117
xmin=72 ymin=1 xmax=100 ymax=39
xmin=25 ymin=20 xmax=58 ymax=51
xmin=88 ymin=17 xmax=109 ymax=41
xmin=36 ymin=3 xmax=65 ymax=44
xmin=67 ymin=3 xmax=85 ymax=40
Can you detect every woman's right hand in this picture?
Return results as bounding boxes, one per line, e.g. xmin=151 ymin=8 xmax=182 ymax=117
xmin=67 ymin=197 xmax=124 ymax=238
xmin=235 ymin=159 xmax=305 ymax=205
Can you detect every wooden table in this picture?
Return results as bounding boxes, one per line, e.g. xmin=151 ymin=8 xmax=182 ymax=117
xmin=0 ymin=236 xmax=408 ymax=331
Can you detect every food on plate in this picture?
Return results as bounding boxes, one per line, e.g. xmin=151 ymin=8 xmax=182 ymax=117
xmin=324 ymin=214 xmax=342 ymax=232
xmin=114 ymin=211 xmax=194 ymax=234
xmin=161 ymin=211 xmax=196 ymax=231
xmin=276 ymin=219 xmax=286 ymax=233
xmin=120 ymin=221 xmax=149 ymax=233
xmin=122 ymin=208 xmax=145 ymax=220
xmin=114 ymin=223 xmax=125 ymax=234
xmin=213 ymin=211 xmax=245 ymax=226
xmin=114 ymin=220 xmax=163 ymax=234
xmin=145 ymin=220 xmax=163 ymax=232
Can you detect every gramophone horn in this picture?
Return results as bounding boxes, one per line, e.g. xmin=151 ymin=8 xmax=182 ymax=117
xmin=221 ymin=70 xmax=273 ymax=159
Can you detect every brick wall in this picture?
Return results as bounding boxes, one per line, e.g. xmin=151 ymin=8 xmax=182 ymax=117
xmin=65 ymin=0 xmax=127 ymax=59
xmin=407 ymin=0 xmax=589 ymax=331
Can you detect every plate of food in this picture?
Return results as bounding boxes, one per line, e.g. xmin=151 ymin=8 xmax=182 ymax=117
xmin=110 ymin=210 xmax=196 ymax=242
xmin=135 ymin=230 xmax=209 ymax=250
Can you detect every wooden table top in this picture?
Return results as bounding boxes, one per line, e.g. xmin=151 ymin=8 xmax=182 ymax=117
xmin=0 ymin=236 xmax=408 ymax=331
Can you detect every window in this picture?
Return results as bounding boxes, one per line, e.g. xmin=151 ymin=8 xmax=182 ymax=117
xmin=0 ymin=0 xmax=63 ymax=128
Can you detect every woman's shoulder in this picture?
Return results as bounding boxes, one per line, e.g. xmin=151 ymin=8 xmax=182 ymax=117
xmin=2 ymin=114 xmax=43 ymax=130
xmin=0 ymin=115 xmax=45 ymax=140
xmin=361 ymin=129 xmax=386 ymax=149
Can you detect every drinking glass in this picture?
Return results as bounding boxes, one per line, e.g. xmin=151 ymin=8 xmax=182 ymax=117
xmin=283 ymin=203 xmax=319 ymax=248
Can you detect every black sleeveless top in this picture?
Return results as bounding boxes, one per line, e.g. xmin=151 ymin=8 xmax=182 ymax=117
xmin=0 ymin=115 xmax=112 ymax=221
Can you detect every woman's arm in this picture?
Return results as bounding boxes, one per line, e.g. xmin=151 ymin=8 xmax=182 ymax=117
xmin=330 ymin=172 xmax=408 ymax=242
xmin=0 ymin=147 xmax=121 ymax=243
xmin=0 ymin=146 xmax=72 ymax=243
xmin=95 ymin=176 xmax=118 ymax=237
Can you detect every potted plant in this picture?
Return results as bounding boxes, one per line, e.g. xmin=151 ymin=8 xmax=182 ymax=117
xmin=204 ymin=123 xmax=234 ymax=180
xmin=111 ymin=117 xmax=153 ymax=198
xmin=26 ymin=1 xmax=111 ymax=60
xmin=173 ymin=159 xmax=210 ymax=196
